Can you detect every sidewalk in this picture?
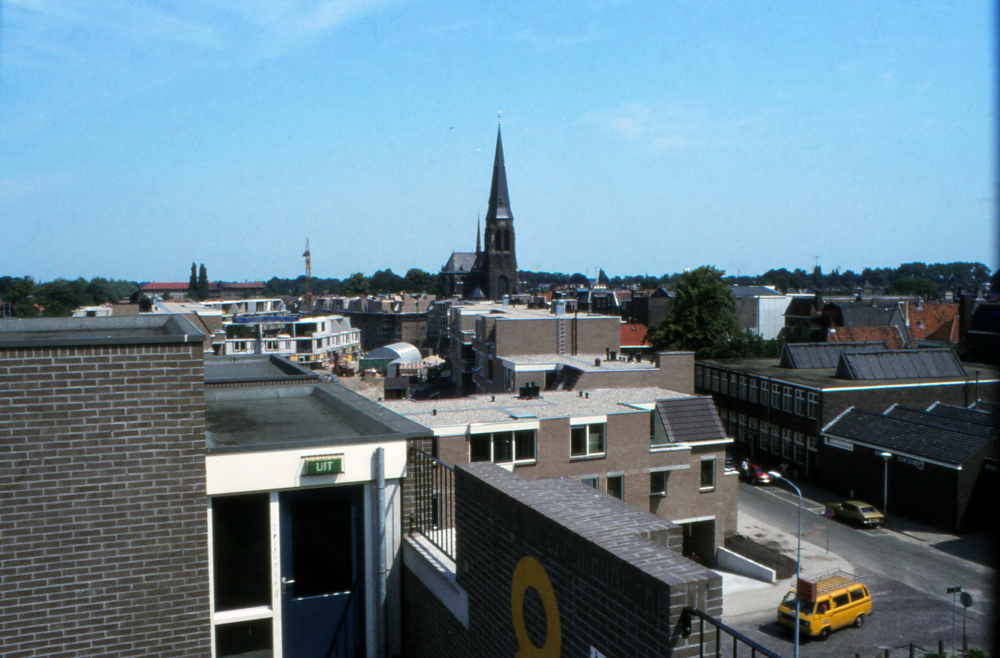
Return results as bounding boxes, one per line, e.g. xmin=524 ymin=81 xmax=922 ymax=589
xmin=716 ymin=512 xmax=855 ymax=619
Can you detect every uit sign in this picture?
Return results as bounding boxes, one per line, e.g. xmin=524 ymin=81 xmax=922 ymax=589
xmin=303 ymin=454 xmax=344 ymax=476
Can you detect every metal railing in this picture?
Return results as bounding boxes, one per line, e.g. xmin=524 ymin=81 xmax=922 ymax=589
xmin=683 ymin=607 xmax=786 ymax=658
xmin=408 ymin=448 xmax=456 ymax=560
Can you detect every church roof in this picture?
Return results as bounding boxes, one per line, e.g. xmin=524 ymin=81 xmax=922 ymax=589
xmin=442 ymin=252 xmax=478 ymax=274
xmin=485 ymin=126 xmax=513 ymax=223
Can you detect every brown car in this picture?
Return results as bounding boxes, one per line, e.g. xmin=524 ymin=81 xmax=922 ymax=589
xmin=827 ymin=500 xmax=885 ymax=527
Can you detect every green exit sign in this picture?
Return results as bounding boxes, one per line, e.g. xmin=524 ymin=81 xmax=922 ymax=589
xmin=304 ymin=455 xmax=344 ymax=476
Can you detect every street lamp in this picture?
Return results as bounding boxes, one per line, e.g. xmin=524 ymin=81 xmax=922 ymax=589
xmin=770 ymin=471 xmax=803 ymax=658
xmin=878 ymin=452 xmax=892 ymax=515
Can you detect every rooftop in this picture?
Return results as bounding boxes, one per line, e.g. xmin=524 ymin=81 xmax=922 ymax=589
xmin=206 ymin=383 xmax=430 ymax=454
xmin=449 ymin=302 xmax=613 ymax=321
xmin=205 ymin=355 xmax=319 ymax=386
xmin=502 ymin=353 xmax=661 ymax=371
xmin=0 ymin=315 xmax=205 ymax=347
xmin=381 ymin=387 xmax=693 ymax=428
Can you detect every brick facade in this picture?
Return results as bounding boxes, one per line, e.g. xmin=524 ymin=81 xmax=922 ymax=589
xmin=403 ymin=463 xmax=721 ymax=658
xmin=0 ymin=339 xmax=210 ymax=657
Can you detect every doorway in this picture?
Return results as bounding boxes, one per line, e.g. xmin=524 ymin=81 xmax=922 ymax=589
xmin=280 ymin=487 xmax=363 ymax=657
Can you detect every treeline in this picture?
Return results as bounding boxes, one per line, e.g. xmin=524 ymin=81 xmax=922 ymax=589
xmin=0 ymin=276 xmax=139 ymax=317
xmin=264 ymin=268 xmax=445 ymax=298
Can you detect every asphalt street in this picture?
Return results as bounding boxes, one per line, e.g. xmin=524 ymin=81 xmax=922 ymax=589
xmin=725 ymin=481 xmax=997 ymax=656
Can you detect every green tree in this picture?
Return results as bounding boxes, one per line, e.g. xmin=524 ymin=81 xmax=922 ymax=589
xmin=341 ymin=272 xmax=369 ymax=296
xmin=188 ymin=263 xmax=198 ymax=298
xmin=645 ymin=266 xmax=738 ymax=357
xmin=712 ymin=329 xmax=785 ymax=359
xmin=3 ymin=276 xmax=40 ymax=317
xmin=197 ymin=264 xmax=209 ymax=300
xmin=403 ymin=268 xmax=436 ymax=294
xmin=887 ymin=276 xmax=940 ymax=299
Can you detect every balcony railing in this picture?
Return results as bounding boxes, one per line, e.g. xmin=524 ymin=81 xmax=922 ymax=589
xmin=408 ymin=448 xmax=456 ymax=560
xmin=683 ymin=607 xmax=785 ymax=658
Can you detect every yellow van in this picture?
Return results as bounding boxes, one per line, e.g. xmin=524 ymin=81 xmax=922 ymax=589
xmin=776 ymin=570 xmax=871 ymax=640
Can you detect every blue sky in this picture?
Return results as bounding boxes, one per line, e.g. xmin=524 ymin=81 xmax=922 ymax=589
xmin=1 ymin=0 xmax=995 ymax=283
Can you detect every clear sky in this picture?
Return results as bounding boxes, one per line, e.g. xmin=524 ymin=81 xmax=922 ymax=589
xmin=1 ymin=1 xmax=996 ymax=283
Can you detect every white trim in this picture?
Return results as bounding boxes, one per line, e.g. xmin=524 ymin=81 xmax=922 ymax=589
xmin=469 ymin=420 xmax=541 ymax=433
xmin=822 ymin=379 xmax=999 ymax=392
xmin=822 ymin=433 xmax=962 ymax=470
xmin=672 ymin=515 xmax=716 ymax=524
xmin=430 ymin=424 xmax=470 ymax=436
xmin=214 ymin=606 xmax=273 ymax=625
xmin=650 ymin=444 xmax=691 ymax=453
xmin=570 ymin=414 xmax=609 ymax=425
xmin=270 ymin=492 xmax=282 ymax=658
xmin=207 ymin=500 xmax=216 ymax=657
xmin=364 ymin=482 xmax=375 ymax=658
xmin=619 ymin=402 xmax=657 ymax=410
xmin=687 ymin=438 xmax=734 ymax=447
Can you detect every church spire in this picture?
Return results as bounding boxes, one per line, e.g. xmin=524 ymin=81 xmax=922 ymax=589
xmin=485 ymin=125 xmax=512 ymax=223
xmin=476 ymin=213 xmax=481 ymax=254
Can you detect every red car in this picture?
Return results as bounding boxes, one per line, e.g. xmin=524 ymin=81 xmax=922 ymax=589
xmin=740 ymin=462 xmax=772 ymax=485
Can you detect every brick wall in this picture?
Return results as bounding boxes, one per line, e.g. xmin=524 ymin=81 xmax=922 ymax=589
xmin=0 ymin=342 xmax=210 ymax=657
xmin=403 ymin=463 xmax=721 ymax=658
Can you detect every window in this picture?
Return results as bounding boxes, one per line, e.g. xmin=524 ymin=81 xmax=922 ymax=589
xmin=212 ymin=494 xmax=271 ymax=612
xmin=570 ymin=423 xmax=606 ymax=458
xmin=470 ymin=430 xmax=537 ymax=463
xmin=807 ymin=392 xmax=818 ymax=419
xmin=793 ymin=432 xmax=804 ymax=464
xmin=720 ymin=372 xmax=728 ymax=396
xmin=700 ymin=458 xmax=716 ymax=490
xmin=794 ymin=390 xmax=805 ymax=416
xmin=833 ymin=593 xmax=850 ymax=608
xmin=770 ymin=425 xmax=781 ymax=454
xmin=650 ymin=470 xmax=669 ymax=496
xmin=729 ymin=414 xmax=738 ymax=437
xmin=607 ymin=474 xmax=624 ymax=500
xmin=718 ymin=408 xmax=728 ymax=424
xmin=759 ymin=422 xmax=770 ymax=450
xmin=739 ymin=376 xmax=748 ymax=400
xmin=760 ymin=381 xmax=769 ymax=407
xmin=781 ymin=428 xmax=793 ymax=459
xmin=581 ymin=475 xmax=598 ymax=489
xmin=738 ymin=414 xmax=747 ymax=442
xmin=772 ymin=383 xmax=782 ymax=409
xmin=711 ymin=370 xmax=720 ymax=392
xmin=695 ymin=366 xmax=703 ymax=389
xmin=807 ymin=436 xmax=819 ymax=452
xmin=783 ymin=386 xmax=793 ymax=412
xmin=749 ymin=378 xmax=758 ymax=404
xmin=748 ymin=417 xmax=758 ymax=446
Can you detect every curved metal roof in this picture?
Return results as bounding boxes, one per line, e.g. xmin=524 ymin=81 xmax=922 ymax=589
xmin=366 ymin=342 xmax=422 ymax=364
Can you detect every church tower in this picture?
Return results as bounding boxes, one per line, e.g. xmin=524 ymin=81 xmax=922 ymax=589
xmin=481 ymin=125 xmax=519 ymax=299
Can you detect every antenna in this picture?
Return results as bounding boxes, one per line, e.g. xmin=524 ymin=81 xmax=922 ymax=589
xmin=498 ymin=111 xmax=501 ymax=124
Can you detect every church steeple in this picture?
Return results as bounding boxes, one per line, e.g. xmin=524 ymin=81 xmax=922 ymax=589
xmin=485 ymin=125 xmax=512 ymax=223
xmin=476 ymin=213 xmax=481 ymax=254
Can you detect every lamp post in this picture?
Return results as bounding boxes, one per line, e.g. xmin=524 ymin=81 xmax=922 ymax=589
xmin=771 ymin=471 xmax=803 ymax=658
xmin=878 ymin=452 xmax=892 ymax=515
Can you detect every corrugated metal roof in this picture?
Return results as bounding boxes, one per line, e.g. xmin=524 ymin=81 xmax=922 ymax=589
xmin=823 ymin=409 xmax=993 ymax=465
xmin=835 ymin=349 xmax=965 ymax=380
xmin=366 ymin=342 xmax=422 ymax=364
xmin=655 ymin=397 xmax=726 ymax=444
xmin=780 ymin=342 xmax=886 ymax=369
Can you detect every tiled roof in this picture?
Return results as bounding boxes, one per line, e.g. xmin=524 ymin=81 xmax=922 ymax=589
xmin=884 ymin=406 xmax=996 ymax=439
xmin=655 ymin=397 xmax=726 ymax=444
xmin=835 ymin=349 xmax=966 ymax=380
xmin=780 ymin=342 xmax=887 ymax=369
xmin=924 ymin=317 xmax=959 ymax=343
xmin=926 ymin=402 xmax=996 ymax=427
xmin=823 ymin=409 xmax=993 ymax=466
xmin=826 ymin=326 xmax=905 ymax=350
xmin=903 ymin=302 xmax=959 ymax=341
xmin=620 ymin=322 xmax=649 ymax=347
xmin=142 ymin=282 xmax=190 ymax=290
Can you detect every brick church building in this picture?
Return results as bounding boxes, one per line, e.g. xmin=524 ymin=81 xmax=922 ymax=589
xmin=441 ymin=124 xmax=520 ymax=301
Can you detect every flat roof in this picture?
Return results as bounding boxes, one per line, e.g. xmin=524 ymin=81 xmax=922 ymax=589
xmin=206 ymin=383 xmax=431 ymax=454
xmin=382 ymin=387 xmax=693 ymax=428
xmin=503 ymin=353 xmax=660 ymax=372
xmin=0 ymin=315 xmax=205 ymax=347
xmin=449 ymin=302 xmax=614 ymax=321
xmin=205 ymin=355 xmax=319 ymax=385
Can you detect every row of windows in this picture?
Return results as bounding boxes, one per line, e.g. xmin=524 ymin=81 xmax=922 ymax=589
xmin=580 ymin=459 xmax=717 ymax=500
xmin=696 ymin=366 xmax=818 ymax=419
xmin=719 ymin=408 xmax=818 ymax=465
xmin=469 ymin=423 xmax=608 ymax=464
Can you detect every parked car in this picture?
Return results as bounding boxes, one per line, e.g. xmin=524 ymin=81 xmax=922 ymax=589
xmin=827 ymin=500 xmax=885 ymax=527
xmin=777 ymin=570 xmax=871 ymax=640
xmin=739 ymin=461 xmax=772 ymax=485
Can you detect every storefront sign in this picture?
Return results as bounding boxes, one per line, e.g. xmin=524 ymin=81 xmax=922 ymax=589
xmin=797 ymin=577 xmax=817 ymax=603
xmin=897 ymin=455 xmax=924 ymax=470
xmin=303 ymin=454 xmax=344 ymax=476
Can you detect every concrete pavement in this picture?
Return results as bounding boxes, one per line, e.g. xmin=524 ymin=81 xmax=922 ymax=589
xmin=717 ymin=512 xmax=855 ymax=619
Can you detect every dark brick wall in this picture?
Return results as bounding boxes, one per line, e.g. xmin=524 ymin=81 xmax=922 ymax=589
xmin=0 ymin=342 xmax=210 ymax=657
xmin=403 ymin=463 xmax=720 ymax=658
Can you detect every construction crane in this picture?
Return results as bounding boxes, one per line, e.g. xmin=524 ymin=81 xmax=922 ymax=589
xmin=303 ymin=239 xmax=313 ymax=314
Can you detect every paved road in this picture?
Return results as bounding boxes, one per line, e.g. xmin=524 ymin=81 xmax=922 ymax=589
xmin=727 ymin=481 xmax=996 ymax=655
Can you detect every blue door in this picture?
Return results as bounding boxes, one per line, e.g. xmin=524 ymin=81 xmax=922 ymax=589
xmin=280 ymin=487 xmax=363 ymax=658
